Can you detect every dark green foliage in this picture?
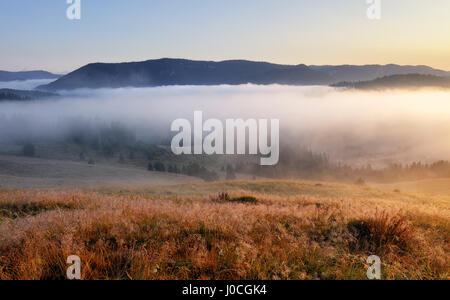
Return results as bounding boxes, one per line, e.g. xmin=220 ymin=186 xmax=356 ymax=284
xmin=0 ymin=88 xmax=58 ymax=101
xmin=22 ymin=143 xmax=35 ymax=157
xmin=154 ymin=162 xmax=166 ymax=172
xmin=182 ymin=163 xmax=219 ymax=182
xmin=333 ymin=74 xmax=450 ymax=90
xmin=168 ymin=164 xmax=179 ymax=173
xmin=66 ymin=122 xmax=136 ymax=156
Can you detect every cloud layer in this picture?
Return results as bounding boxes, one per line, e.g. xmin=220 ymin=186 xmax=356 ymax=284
xmin=1 ymin=83 xmax=450 ymax=166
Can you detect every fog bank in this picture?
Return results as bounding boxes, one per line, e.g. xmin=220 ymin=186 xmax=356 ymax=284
xmin=1 ymin=84 xmax=450 ymax=166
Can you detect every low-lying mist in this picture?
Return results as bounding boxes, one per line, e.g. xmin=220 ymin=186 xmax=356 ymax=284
xmin=0 ymin=79 xmax=55 ymax=90
xmin=1 ymin=84 xmax=450 ymax=167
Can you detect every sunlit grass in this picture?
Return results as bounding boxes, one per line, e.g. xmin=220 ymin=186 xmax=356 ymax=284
xmin=0 ymin=180 xmax=448 ymax=280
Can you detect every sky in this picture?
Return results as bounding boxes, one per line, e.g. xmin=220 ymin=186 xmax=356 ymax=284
xmin=0 ymin=0 xmax=449 ymax=73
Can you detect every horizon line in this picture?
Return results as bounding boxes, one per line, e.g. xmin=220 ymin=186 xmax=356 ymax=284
xmin=1 ymin=58 xmax=449 ymax=74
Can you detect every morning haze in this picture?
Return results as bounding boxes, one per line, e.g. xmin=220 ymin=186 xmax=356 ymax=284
xmin=0 ymin=0 xmax=449 ymax=72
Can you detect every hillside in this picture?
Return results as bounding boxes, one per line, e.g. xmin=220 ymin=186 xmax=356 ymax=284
xmin=333 ymin=74 xmax=450 ymax=90
xmin=0 ymin=70 xmax=60 ymax=82
xmin=0 ymin=89 xmax=58 ymax=101
xmin=0 ymin=154 xmax=200 ymax=189
xmin=375 ymin=178 xmax=450 ymax=195
xmin=37 ymin=58 xmax=450 ymax=91
xmin=0 ymin=179 xmax=448 ymax=280
xmin=37 ymin=59 xmax=332 ymax=90
xmin=311 ymin=64 xmax=449 ymax=82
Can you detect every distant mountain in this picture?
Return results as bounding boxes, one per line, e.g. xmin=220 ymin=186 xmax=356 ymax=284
xmin=0 ymin=70 xmax=60 ymax=82
xmin=36 ymin=58 xmax=450 ymax=91
xmin=332 ymin=74 xmax=450 ymax=90
xmin=0 ymin=89 xmax=59 ymax=101
xmin=37 ymin=59 xmax=334 ymax=90
xmin=309 ymin=64 xmax=449 ymax=82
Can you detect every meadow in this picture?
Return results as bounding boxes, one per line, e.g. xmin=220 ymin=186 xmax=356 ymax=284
xmin=0 ymin=179 xmax=448 ymax=280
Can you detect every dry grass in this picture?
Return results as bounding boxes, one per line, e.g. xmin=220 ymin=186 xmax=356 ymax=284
xmin=0 ymin=180 xmax=448 ymax=280
xmin=211 ymin=192 xmax=259 ymax=204
xmin=348 ymin=211 xmax=416 ymax=255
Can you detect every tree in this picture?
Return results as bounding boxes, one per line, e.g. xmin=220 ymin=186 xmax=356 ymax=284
xmin=226 ymin=164 xmax=236 ymax=180
xmin=23 ymin=143 xmax=35 ymax=157
xmin=154 ymin=162 xmax=166 ymax=172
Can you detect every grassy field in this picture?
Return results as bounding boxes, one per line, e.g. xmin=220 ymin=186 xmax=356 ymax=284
xmin=374 ymin=178 xmax=450 ymax=195
xmin=0 ymin=179 xmax=448 ymax=280
xmin=0 ymin=154 xmax=201 ymax=189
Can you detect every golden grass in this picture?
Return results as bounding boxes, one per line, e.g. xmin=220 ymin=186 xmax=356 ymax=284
xmin=374 ymin=178 xmax=450 ymax=195
xmin=0 ymin=180 xmax=448 ymax=280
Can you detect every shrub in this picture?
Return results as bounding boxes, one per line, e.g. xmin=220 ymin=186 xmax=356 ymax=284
xmin=214 ymin=192 xmax=231 ymax=202
xmin=355 ymin=178 xmax=366 ymax=186
xmin=88 ymin=159 xmax=96 ymax=165
xmin=211 ymin=192 xmax=258 ymax=204
xmin=348 ymin=211 xmax=416 ymax=255
xmin=182 ymin=163 xmax=219 ymax=181
xmin=230 ymin=196 xmax=258 ymax=204
xmin=154 ymin=162 xmax=166 ymax=172
xmin=147 ymin=163 xmax=154 ymax=171
xmin=22 ymin=143 xmax=35 ymax=157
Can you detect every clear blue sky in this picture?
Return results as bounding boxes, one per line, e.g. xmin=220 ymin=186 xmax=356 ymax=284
xmin=1 ymin=0 xmax=449 ymax=73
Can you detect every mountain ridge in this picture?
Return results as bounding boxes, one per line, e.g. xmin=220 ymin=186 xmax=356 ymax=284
xmin=36 ymin=58 xmax=450 ymax=91
xmin=332 ymin=74 xmax=450 ymax=90
xmin=0 ymin=70 xmax=61 ymax=82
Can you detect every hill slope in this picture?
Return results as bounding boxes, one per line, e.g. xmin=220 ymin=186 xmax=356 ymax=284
xmin=310 ymin=64 xmax=449 ymax=82
xmin=333 ymin=74 xmax=450 ymax=90
xmin=0 ymin=179 xmax=448 ymax=279
xmin=37 ymin=58 xmax=333 ymax=90
xmin=0 ymin=89 xmax=58 ymax=101
xmin=37 ymin=58 xmax=450 ymax=91
xmin=0 ymin=154 xmax=200 ymax=189
xmin=0 ymin=70 xmax=60 ymax=82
